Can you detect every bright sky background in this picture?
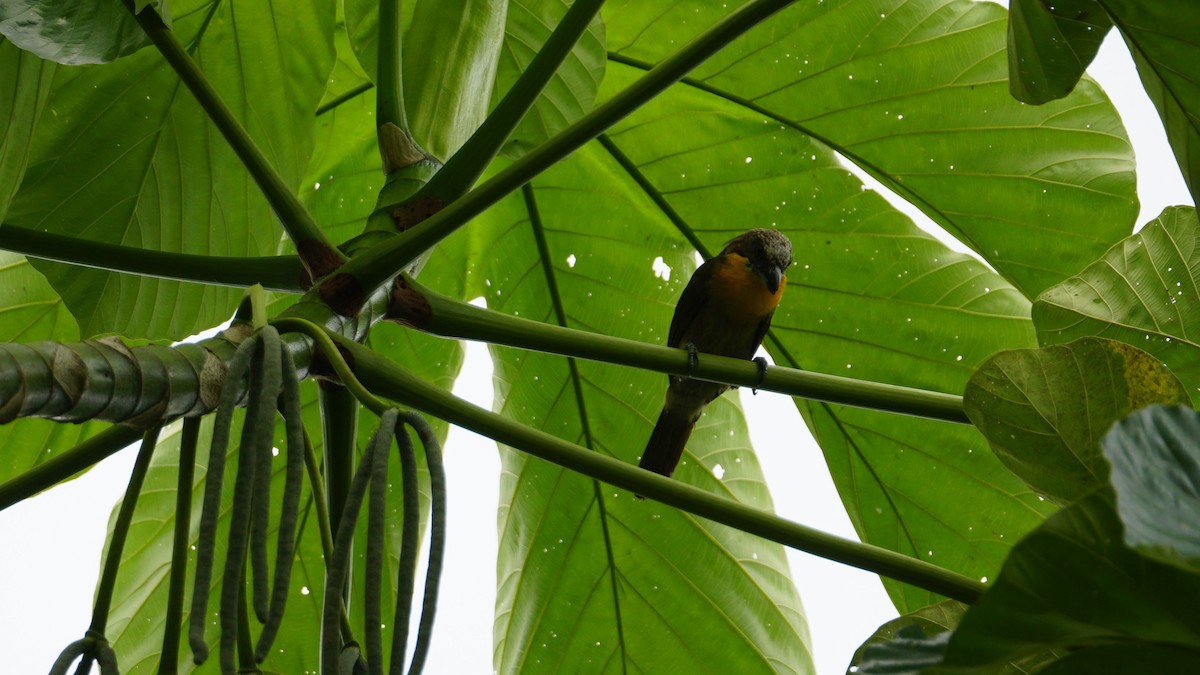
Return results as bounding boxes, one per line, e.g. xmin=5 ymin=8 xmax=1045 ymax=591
xmin=0 ymin=22 xmax=1192 ymax=675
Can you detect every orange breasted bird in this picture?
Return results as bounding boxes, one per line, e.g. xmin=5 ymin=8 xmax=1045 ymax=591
xmin=638 ymin=228 xmax=793 ymax=481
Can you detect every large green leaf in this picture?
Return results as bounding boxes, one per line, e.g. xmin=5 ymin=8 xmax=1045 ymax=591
xmin=0 ymin=0 xmax=158 ymax=65
xmin=0 ymin=38 xmax=54 ymax=222
xmin=473 ymin=148 xmax=813 ymax=673
xmin=1104 ymin=1 xmax=1200 ymax=203
xmin=492 ymin=0 xmax=606 ymax=158
xmin=6 ymin=0 xmax=334 ymax=341
xmin=0 ymin=251 xmax=107 ymax=485
xmin=963 ymin=337 xmax=1188 ymax=504
xmin=594 ymin=61 xmax=1050 ymax=612
xmin=605 ymin=0 xmax=1137 ymax=299
xmin=939 ymin=490 xmax=1200 ymax=670
xmin=1006 ymin=0 xmax=1111 ymax=104
xmin=1034 ymin=206 xmax=1200 ymax=404
xmin=1103 ymin=405 xmax=1200 ymax=574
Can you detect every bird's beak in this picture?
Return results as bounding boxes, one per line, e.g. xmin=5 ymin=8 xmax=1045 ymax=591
xmin=763 ymin=266 xmax=783 ymax=295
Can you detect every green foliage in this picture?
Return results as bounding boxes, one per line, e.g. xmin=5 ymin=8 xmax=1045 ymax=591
xmin=1034 ymin=207 xmax=1200 ymax=404
xmin=964 ymin=337 xmax=1188 ymax=504
xmin=1104 ymin=405 xmax=1200 ymax=573
xmin=1007 ymin=0 xmax=1111 ymax=104
xmin=1 ymin=0 xmax=1199 ymax=673
xmin=0 ymin=0 xmax=160 ymax=65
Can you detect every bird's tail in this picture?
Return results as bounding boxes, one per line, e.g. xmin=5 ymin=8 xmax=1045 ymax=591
xmin=638 ymin=405 xmax=697 ymax=479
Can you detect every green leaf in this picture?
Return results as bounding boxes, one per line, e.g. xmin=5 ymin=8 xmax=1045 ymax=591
xmin=0 ymin=0 xmax=160 ymax=65
xmin=1103 ymin=405 xmax=1200 ymax=573
xmin=303 ymin=82 xmax=383 ymax=248
xmin=6 ymin=0 xmax=334 ymax=340
xmin=940 ymin=490 xmax=1200 ymax=670
xmin=0 ymin=38 xmax=54 ymax=222
xmin=850 ymin=601 xmax=963 ymax=675
xmin=1034 ymin=644 xmax=1200 ymax=675
xmin=0 ymin=250 xmax=108 ymax=485
xmin=963 ymin=337 xmax=1188 ymax=504
xmin=1006 ymin=0 xmax=1111 ymax=104
xmin=1103 ymin=1 xmax=1200 ymax=203
xmin=472 ymin=148 xmax=813 ymax=673
xmin=849 ymin=601 xmax=1065 ymax=675
xmin=492 ymin=0 xmax=606 ymax=158
xmin=1034 ymin=206 xmax=1200 ymax=404
xmin=605 ymin=0 xmax=1137 ymax=299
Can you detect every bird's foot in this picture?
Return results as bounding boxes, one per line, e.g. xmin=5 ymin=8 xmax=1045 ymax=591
xmin=684 ymin=342 xmax=699 ymax=376
xmin=752 ymin=356 xmax=768 ymax=394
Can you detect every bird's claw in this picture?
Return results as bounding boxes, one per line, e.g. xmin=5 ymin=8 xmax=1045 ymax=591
xmin=684 ymin=342 xmax=699 ymax=376
xmin=752 ymin=356 xmax=768 ymax=394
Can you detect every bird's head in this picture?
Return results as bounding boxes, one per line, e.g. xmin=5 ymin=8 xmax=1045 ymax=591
xmin=722 ymin=228 xmax=793 ymax=294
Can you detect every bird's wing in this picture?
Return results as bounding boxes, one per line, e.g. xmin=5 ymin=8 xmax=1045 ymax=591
xmin=667 ymin=257 xmax=719 ymax=348
xmin=750 ymin=310 xmax=775 ymax=355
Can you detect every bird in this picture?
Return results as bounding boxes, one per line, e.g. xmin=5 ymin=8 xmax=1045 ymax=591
xmin=638 ymin=228 xmax=793 ymax=484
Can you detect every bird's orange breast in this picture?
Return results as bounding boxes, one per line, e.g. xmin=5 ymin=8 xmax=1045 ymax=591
xmin=710 ymin=253 xmax=785 ymax=321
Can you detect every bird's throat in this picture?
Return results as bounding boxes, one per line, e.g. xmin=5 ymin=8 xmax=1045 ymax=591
xmin=712 ymin=253 xmax=785 ymax=321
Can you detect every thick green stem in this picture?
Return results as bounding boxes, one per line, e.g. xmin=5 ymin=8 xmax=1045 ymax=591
xmin=90 ymin=425 xmax=163 ymax=633
xmin=121 ymin=1 xmax=347 ymax=279
xmin=0 ymin=425 xmax=144 ymax=512
xmin=393 ymin=277 xmax=969 ymax=424
xmin=377 ymin=0 xmax=407 ymax=132
xmin=320 ymin=385 xmax=361 ymax=538
xmin=0 ymin=223 xmax=306 ymax=292
xmin=313 ymin=332 xmax=984 ymax=604
xmin=318 ymin=384 xmax=361 ymax=657
xmin=330 ymin=0 xmax=798 ymax=297
xmin=410 ymin=0 xmax=605 ymax=205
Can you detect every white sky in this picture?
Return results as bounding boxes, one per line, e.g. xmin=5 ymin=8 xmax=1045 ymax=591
xmin=0 ymin=25 xmax=1192 ymax=675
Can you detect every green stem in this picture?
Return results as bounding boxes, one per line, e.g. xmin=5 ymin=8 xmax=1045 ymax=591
xmin=334 ymin=335 xmax=985 ymax=604
xmin=0 ymin=223 xmax=305 ymax=292
xmin=0 ymin=425 xmax=144 ymax=512
xmin=121 ymin=1 xmax=347 ymax=278
xmin=90 ymin=425 xmax=163 ymax=633
xmin=319 ymin=385 xmax=363 ymax=538
xmin=395 ymin=277 xmax=969 ymax=424
xmin=377 ymin=0 xmax=407 ymax=132
xmin=301 ymin=427 xmax=356 ymax=641
xmin=331 ymin=0 xmax=799 ymax=296
xmin=273 ymin=318 xmax=389 ymax=416
xmin=410 ymin=0 xmax=606 ymax=205
xmin=159 ymin=418 xmax=200 ymax=675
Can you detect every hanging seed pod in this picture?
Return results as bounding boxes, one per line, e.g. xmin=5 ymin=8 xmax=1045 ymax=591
xmin=254 ymin=344 xmax=307 ymax=661
xmin=396 ymin=412 xmax=445 ymax=675
xmin=219 ymin=327 xmax=282 ymax=675
xmin=190 ymin=336 xmax=259 ymax=663
xmin=248 ymin=326 xmax=282 ymax=624
xmin=320 ymin=431 xmax=379 ymax=675
xmin=160 ymin=417 xmax=201 ymax=673
xmin=365 ymin=408 xmax=399 ymax=675
xmin=387 ymin=416 xmax=421 ymax=675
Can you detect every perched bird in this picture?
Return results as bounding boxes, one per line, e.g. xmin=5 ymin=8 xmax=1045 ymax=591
xmin=638 ymin=228 xmax=793 ymax=482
